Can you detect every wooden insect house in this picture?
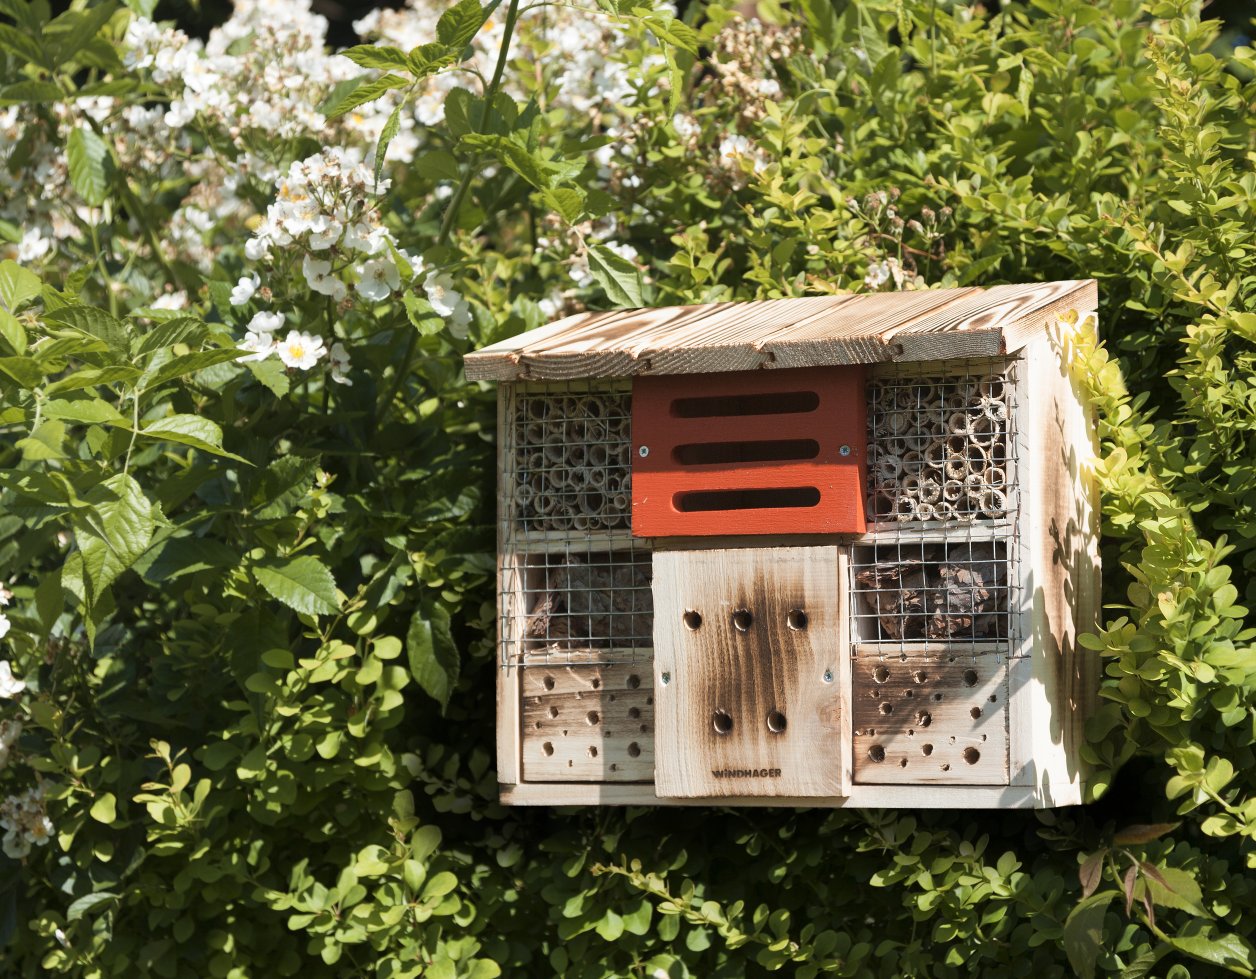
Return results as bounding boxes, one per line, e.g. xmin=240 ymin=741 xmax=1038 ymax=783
xmin=464 ymin=280 xmax=1101 ymax=808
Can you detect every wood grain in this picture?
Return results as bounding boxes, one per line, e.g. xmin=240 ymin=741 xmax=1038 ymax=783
xmin=463 ymin=281 xmax=1097 ymax=381
xmin=851 ymin=651 xmax=1009 ymax=785
xmin=1009 ymin=317 xmax=1101 ymax=804
xmin=500 ymin=781 xmax=1042 ymax=808
xmin=651 ymin=546 xmax=847 ymax=798
xmin=520 ymin=664 xmax=655 ymax=782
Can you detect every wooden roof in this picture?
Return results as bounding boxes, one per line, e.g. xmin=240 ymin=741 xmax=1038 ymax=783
xmin=463 ymin=279 xmax=1097 ymax=382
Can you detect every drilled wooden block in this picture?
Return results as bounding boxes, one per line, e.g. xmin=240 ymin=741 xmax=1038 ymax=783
xmin=652 ymin=546 xmax=847 ymax=798
xmin=520 ymin=664 xmax=654 ymax=782
xmin=852 ymin=651 xmax=1008 ymax=784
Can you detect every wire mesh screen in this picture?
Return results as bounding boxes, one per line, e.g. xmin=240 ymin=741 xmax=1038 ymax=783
xmin=511 ymin=382 xmax=632 ymax=533
xmin=851 ymin=539 xmax=1014 ymax=644
xmin=866 ymin=361 xmax=1018 ymax=525
xmin=501 ymin=380 xmax=652 ymax=668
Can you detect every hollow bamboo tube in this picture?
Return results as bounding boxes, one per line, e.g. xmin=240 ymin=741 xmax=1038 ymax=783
xmin=987 ymin=466 xmax=1007 ymax=488
xmin=893 ymin=496 xmax=917 ymax=522
xmin=901 ymin=450 xmax=926 ymax=475
xmin=980 ymin=488 xmax=1008 ymax=517
xmin=942 ymin=479 xmax=964 ymax=502
xmin=933 ymin=500 xmax=954 ymax=521
xmin=978 ymin=377 xmax=1005 ymax=400
xmin=914 ymin=501 xmax=935 ymax=521
xmin=924 ymin=441 xmax=947 ymax=469
xmin=918 ymin=478 xmax=942 ymax=504
xmin=944 ymin=454 xmax=968 ymax=481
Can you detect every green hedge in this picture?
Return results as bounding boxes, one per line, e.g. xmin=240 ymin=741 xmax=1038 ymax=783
xmin=1 ymin=0 xmax=1255 ymax=974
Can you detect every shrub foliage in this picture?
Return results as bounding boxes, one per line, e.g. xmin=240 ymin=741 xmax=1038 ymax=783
xmin=1 ymin=0 xmax=1256 ymax=974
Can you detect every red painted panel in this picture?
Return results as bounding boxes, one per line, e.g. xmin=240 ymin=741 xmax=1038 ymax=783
xmin=632 ymin=366 xmax=867 ymax=537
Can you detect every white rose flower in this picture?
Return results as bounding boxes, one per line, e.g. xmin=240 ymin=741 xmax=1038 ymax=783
xmin=423 ymin=272 xmax=464 ymax=318
xmin=2 ymin=828 xmax=29 ymax=859
xmin=328 ymin=342 xmax=352 ymax=386
xmin=238 ymin=330 xmax=277 ymax=362
xmin=0 ymin=611 xmax=9 ymax=638
xmin=355 ymin=259 xmax=400 ymax=301
xmin=864 ymin=260 xmax=891 ymax=290
xmin=247 ymin=310 xmax=285 ymax=334
xmin=276 ymin=331 xmax=327 ymax=370
xmin=0 ymin=720 xmax=21 ymax=749
xmin=307 ymin=214 xmax=343 ymax=250
xmin=244 ymin=234 xmax=271 ymax=262
xmin=0 ymin=661 xmax=23 ymax=699
xmin=151 ymin=291 xmax=188 ymax=310
xmin=230 ymin=273 xmax=260 ymax=306
xmin=27 ymin=815 xmax=53 ymax=847
xmin=302 ymin=255 xmax=347 ymax=301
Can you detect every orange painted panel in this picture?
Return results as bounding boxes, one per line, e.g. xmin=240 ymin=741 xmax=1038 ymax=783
xmin=632 ymin=367 xmax=867 ymax=536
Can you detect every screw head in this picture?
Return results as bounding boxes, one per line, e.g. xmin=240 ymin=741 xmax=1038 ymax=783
xmin=638 ymin=445 xmax=650 ymax=458
xmin=822 ymin=668 xmax=834 ymax=683
xmin=660 ymin=671 xmax=670 ymax=685
xmin=839 ymin=445 xmax=852 ymax=457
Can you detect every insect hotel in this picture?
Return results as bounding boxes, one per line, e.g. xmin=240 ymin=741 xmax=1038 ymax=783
xmin=464 ymin=280 xmax=1100 ymax=808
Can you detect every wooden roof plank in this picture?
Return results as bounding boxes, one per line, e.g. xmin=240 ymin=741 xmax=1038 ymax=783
xmin=463 ymin=280 xmax=1098 ymax=382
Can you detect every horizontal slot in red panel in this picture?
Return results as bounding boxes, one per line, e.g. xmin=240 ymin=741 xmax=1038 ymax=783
xmin=632 ymin=366 xmax=867 ymax=537
xmin=675 ymin=487 xmax=822 ymax=512
xmin=673 ymin=439 xmax=820 ymax=466
xmin=671 ymin=391 xmax=820 ymax=418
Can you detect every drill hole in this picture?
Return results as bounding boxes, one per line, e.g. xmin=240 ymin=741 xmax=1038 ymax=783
xmin=970 ymin=707 xmax=982 ymax=719
xmin=922 ymin=744 xmax=934 ymax=756
xmin=963 ymin=747 xmax=981 ymax=765
xmin=682 ymin=610 xmax=702 ymax=630
xmin=732 ymin=609 xmax=753 ymax=632
xmin=627 ymin=742 xmax=641 ymax=758
xmin=786 ymin=609 xmax=808 ymax=631
xmin=543 ymin=676 xmax=555 ymax=691
xmin=868 ymin=745 xmax=886 ymax=763
xmin=587 ymin=746 xmax=598 ymax=758
xmin=628 ymin=707 xmax=640 ymax=719
xmin=873 ymin=666 xmax=890 ymax=683
xmin=712 ymin=710 xmax=734 ymax=735
xmin=915 ymin=711 xmax=931 ymax=727
xmin=899 ymin=758 xmax=908 ymax=768
xmin=962 ymin=669 xmax=979 ymax=687
xmin=590 ymin=678 xmax=601 ymax=689
xmin=878 ymin=702 xmax=893 ymax=715
xmin=933 ymin=693 xmax=943 ymax=701
xmin=547 ymin=706 xmax=558 ymax=718
xmin=913 ymin=671 xmax=927 ymax=683
xmin=542 ymin=742 xmax=554 ymax=756
xmin=586 ymin=711 xmax=600 ymax=725
xmin=626 ymin=674 xmax=641 ymax=689
xmin=767 ymin=710 xmax=787 ymax=733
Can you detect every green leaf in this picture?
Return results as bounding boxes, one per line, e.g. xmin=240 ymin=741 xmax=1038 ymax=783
xmin=141 ymin=347 xmax=243 ymax=391
xmin=43 ymin=397 xmax=126 ymax=425
xmin=66 ymin=125 xmax=110 ymax=207
xmin=0 ymin=23 xmax=47 ymax=67
xmin=0 ymin=355 xmax=42 ymax=388
xmin=407 ymin=40 xmax=458 ymax=76
xmin=1139 ymin=864 xmax=1209 ymax=917
xmin=587 ymin=244 xmax=644 ymax=307
xmin=341 ymin=44 xmax=412 ymax=72
xmin=254 ymin=556 xmax=340 ymax=616
xmin=0 ymin=308 xmax=26 ymax=354
xmin=73 ymin=473 xmax=156 ymax=610
xmin=375 ymin=105 xmax=402 ymax=189
xmin=1078 ymin=850 xmax=1105 ymax=899
xmin=1165 ymin=922 xmax=1256 ymax=973
xmin=596 ymin=909 xmax=624 ymax=941
xmin=16 ymin=418 xmax=67 ymax=460
xmin=460 ymin=132 xmax=584 ymax=189
xmin=246 ymin=358 xmax=289 ymax=396
xmin=0 ymin=80 xmax=63 ymax=104
xmin=406 ymin=600 xmax=459 ymax=709
xmin=324 ymin=73 xmax=409 ymax=119
xmin=89 ymin=792 xmax=117 ymax=824
xmin=137 ymin=536 xmax=238 ymax=583
xmin=421 ymin=870 xmax=458 ymax=901
xmin=139 ymin=414 xmax=249 ymax=462
xmin=403 ymin=292 xmax=444 ymax=336
xmin=252 ymin=455 xmax=320 ymax=519
xmin=538 ymin=187 xmax=587 ymax=224
xmin=44 ymin=304 xmax=129 ymax=355
xmin=1062 ymin=892 xmax=1114 ymax=979
xmin=436 ymin=0 xmax=487 ymax=51
xmin=46 ymin=3 xmax=118 ymax=67
xmin=1113 ymin=823 xmax=1179 ymax=845
xmin=0 ymin=260 xmax=40 ymax=311
xmin=66 ymin=892 xmax=118 ymax=922
xmin=133 ymin=316 xmax=206 ymax=356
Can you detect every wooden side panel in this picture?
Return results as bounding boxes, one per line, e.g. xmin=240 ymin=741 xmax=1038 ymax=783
xmin=520 ymin=663 xmax=654 ymax=782
xmin=851 ymin=651 xmax=1009 ymax=785
xmin=632 ymin=367 xmax=867 ymax=537
xmin=1012 ymin=316 xmax=1101 ymax=804
xmin=496 ymin=385 xmax=522 ymax=786
xmin=652 ymin=546 xmax=847 ymax=798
